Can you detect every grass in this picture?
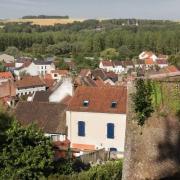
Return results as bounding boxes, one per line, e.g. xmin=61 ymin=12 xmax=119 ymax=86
xmin=151 ymin=81 xmax=180 ymax=114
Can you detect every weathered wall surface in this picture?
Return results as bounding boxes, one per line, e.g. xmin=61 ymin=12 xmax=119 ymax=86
xmin=122 ymin=79 xmax=180 ymax=180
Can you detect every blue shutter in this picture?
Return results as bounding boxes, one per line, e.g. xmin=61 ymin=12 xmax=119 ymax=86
xmin=107 ymin=123 xmax=114 ymax=139
xmin=78 ymin=121 xmax=85 ymax=136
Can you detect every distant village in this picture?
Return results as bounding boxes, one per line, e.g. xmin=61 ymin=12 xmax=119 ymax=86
xmin=0 ymin=51 xmax=179 ymax=161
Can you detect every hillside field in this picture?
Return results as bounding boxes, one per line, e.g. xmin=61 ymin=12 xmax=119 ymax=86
xmin=0 ymin=18 xmax=84 ymax=26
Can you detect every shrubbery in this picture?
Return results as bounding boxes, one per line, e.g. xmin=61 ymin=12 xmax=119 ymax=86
xmin=47 ymin=160 xmax=123 ymax=180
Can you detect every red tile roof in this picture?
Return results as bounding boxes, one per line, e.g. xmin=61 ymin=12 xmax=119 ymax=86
xmin=68 ymin=86 xmax=127 ymax=114
xmin=101 ymin=60 xmax=113 ymax=67
xmin=145 ymin=58 xmax=154 ymax=65
xmin=0 ymin=72 xmax=13 ymax=79
xmin=72 ymin=143 xmax=95 ymax=151
xmin=16 ymin=76 xmax=45 ymax=89
xmin=165 ymin=65 xmax=179 ymax=73
xmin=51 ymin=70 xmax=69 ymax=76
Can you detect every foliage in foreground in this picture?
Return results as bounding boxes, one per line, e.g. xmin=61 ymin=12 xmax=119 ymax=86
xmin=47 ymin=160 xmax=123 ymax=180
xmin=0 ymin=112 xmax=54 ymax=179
xmin=132 ymin=79 xmax=154 ymax=126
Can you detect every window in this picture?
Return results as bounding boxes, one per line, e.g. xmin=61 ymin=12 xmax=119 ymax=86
xmin=111 ymin=101 xmax=117 ymax=108
xmin=83 ymin=100 xmax=89 ymax=107
xmin=78 ymin=121 xmax=85 ymax=136
xmin=107 ymin=123 xmax=114 ymax=139
xmin=110 ymin=147 xmax=117 ymax=152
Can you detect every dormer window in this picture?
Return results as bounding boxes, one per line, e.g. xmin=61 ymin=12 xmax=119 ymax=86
xmin=83 ymin=100 xmax=89 ymax=107
xmin=111 ymin=101 xmax=117 ymax=108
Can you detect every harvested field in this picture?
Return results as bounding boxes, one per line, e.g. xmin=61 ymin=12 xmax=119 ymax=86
xmin=0 ymin=18 xmax=84 ymax=26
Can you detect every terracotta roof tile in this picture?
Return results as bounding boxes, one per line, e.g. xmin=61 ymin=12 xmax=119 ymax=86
xmin=101 ymin=60 xmax=113 ymax=67
xmin=165 ymin=65 xmax=179 ymax=73
xmin=145 ymin=58 xmax=154 ymax=65
xmin=51 ymin=70 xmax=69 ymax=75
xmin=68 ymin=86 xmax=127 ymax=114
xmin=0 ymin=72 xmax=13 ymax=79
xmin=72 ymin=143 xmax=95 ymax=151
xmin=16 ymin=76 xmax=45 ymax=89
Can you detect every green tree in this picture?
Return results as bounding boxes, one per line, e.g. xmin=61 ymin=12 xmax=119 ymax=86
xmin=5 ymin=46 xmax=20 ymax=57
xmin=132 ymin=79 xmax=154 ymax=126
xmin=0 ymin=113 xmax=54 ymax=179
xmin=168 ymin=55 xmax=180 ymax=68
xmin=100 ymin=48 xmax=119 ymax=60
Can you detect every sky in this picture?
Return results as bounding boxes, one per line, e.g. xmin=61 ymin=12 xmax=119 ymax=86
xmin=0 ymin=0 xmax=180 ymax=20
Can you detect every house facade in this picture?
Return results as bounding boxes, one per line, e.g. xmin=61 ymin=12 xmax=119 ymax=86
xmin=66 ymin=86 xmax=127 ymax=154
xmin=15 ymin=76 xmax=46 ymax=96
xmin=99 ymin=60 xmax=114 ymax=72
xmin=14 ymin=61 xmax=55 ymax=77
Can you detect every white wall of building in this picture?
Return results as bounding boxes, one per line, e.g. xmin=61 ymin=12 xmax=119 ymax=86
xmin=14 ymin=62 xmax=55 ymax=77
xmin=45 ymin=133 xmax=66 ymax=142
xmin=49 ymin=78 xmax=73 ymax=102
xmin=66 ymin=111 xmax=126 ymax=152
xmin=16 ymin=86 xmax=46 ymax=96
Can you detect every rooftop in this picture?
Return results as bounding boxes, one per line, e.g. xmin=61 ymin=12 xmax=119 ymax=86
xmin=16 ymin=76 xmax=45 ymax=89
xmin=68 ymin=86 xmax=127 ymax=114
xmin=15 ymin=101 xmax=67 ymax=134
xmin=0 ymin=72 xmax=13 ymax=79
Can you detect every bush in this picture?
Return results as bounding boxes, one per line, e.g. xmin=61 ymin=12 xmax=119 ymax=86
xmin=47 ymin=160 xmax=123 ymax=180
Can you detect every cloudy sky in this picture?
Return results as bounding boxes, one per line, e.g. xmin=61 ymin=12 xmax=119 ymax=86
xmin=0 ymin=0 xmax=179 ymax=20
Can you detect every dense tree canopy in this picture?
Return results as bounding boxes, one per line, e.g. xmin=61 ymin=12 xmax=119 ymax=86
xmin=0 ymin=111 xmax=53 ymax=179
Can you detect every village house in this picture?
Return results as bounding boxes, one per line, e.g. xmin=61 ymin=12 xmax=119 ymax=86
xmin=0 ymin=72 xmax=14 ymax=82
xmin=139 ymin=51 xmax=157 ymax=62
xmin=0 ymin=80 xmax=16 ymax=106
xmin=99 ymin=60 xmax=114 ymax=72
xmin=113 ymin=61 xmax=125 ymax=74
xmin=145 ymin=58 xmax=154 ymax=70
xmin=134 ymin=60 xmax=145 ymax=69
xmin=122 ymin=61 xmax=134 ymax=73
xmin=156 ymin=59 xmax=168 ymax=69
xmin=15 ymin=101 xmax=67 ymax=142
xmin=0 ymin=54 xmax=15 ymax=63
xmin=66 ymin=86 xmax=127 ymax=155
xmin=14 ymin=60 xmax=55 ymax=77
xmin=32 ymin=77 xmax=73 ymax=104
xmin=15 ymin=76 xmax=46 ymax=96
xmin=50 ymin=69 xmax=69 ymax=82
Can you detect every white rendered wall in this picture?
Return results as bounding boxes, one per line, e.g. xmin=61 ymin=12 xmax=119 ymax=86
xmin=66 ymin=111 xmax=126 ymax=152
xmin=49 ymin=78 xmax=73 ymax=102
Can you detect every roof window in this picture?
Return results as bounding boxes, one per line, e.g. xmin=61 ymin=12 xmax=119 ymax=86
xmin=83 ymin=100 xmax=89 ymax=107
xmin=111 ymin=101 xmax=117 ymax=108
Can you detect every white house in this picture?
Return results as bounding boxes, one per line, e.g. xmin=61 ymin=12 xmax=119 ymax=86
xmin=50 ymin=69 xmax=69 ymax=82
xmin=156 ymin=59 xmax=168 ymax=69
xmin=14 ymin=60 xmax=55 ymax=77
xmin=99 ymin=60 xmax=114 ymax=72
xmin=15 ymin=76 xmax=46 ymax=96
xmin=139 ymin=51 xmax=157 ymax=62
xmin=113 ymin=61 xmax=125 ymax=74
xmin=66 ymin=86 xmax=127 ymax=155
xmin=49 ymin=77 xmax=73 ymax=103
